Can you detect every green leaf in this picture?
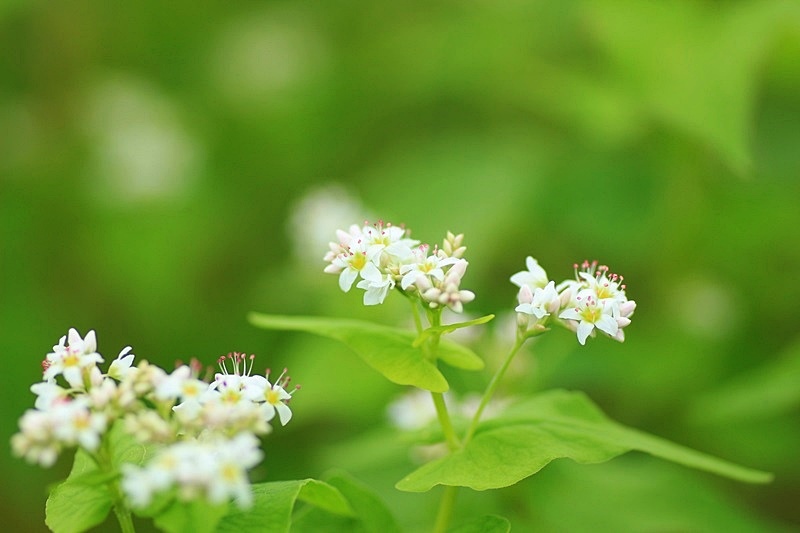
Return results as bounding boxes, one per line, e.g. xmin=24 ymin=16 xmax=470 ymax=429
xmin=396 ymin=390 xmax=773 ymax=492
xmin=45 ymin=450 xmax=113 ymax=533
xmin=218 ymin=479 xmax=353 ymax=533
xmin=689 ymin=337 xmax=800 ymax=424
xmin=413 ymin=314 xmax=495 ymax=346
xmin=450 ymin=515 xmax=511 ymax=533
xmin=587 ymin=0 xmax=798 ymax=174
xmin=45 ymin=421 xmax=157 ymax=533
xmin=324 ymin=471 xmax=400 ymax=533
xmin=249 ymin=314 xmax=484 ymax=392
xmin=154 ymin=499 xmax=229 ymax=533
xmin=292 ymin=471 xmax=401 ymax=533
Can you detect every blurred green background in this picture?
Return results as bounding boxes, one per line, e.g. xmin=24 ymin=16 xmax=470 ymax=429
xmin=2 ymin=1 xmax=799 ymax=531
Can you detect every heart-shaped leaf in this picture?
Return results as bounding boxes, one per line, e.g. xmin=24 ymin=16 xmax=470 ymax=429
xmin=396 ymin=390 xmax=773 ymax=492
xmin=218 ymin=479 xmax=353 ymax=533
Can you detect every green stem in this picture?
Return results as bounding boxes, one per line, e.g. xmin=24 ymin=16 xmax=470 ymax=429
xmin=95 ymin=434 xmax=136 ymax=533
xmin=463 ymin=335 xmax=526 ymax=445
xmin=432 ymin=485 xmax=459 ymax=533
xmin=111 ymin=498 xmax=136 ymax=533
xmin=431 ymin=391 xmax=461 ymax=451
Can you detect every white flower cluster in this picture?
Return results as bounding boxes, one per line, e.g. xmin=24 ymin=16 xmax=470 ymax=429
xmin=324 ymin=221 xmax=474 ymax=312
xmin=12 ymin=329 xmax=297 ymax=509
xmin=511 ymin=258 xmax=636 ymax=345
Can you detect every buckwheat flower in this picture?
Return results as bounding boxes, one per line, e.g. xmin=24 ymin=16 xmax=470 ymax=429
xmin=558 ymin=290 xmax=618 ymax=345
xmin=245 ymin=368 xmax=296 ymax=426
xmin=121 ymin=463 xmax=164 ymax=508
xmin=361 ymin=220 xmax=417 ymax=264
xmin=51 ymin=398 xmax=108 ymax=452
xmin=89 ymin=376 xmax=119 ymax=410
xmin=419 ymin=259 xmax=475 ymax=313
xmin=207 ymin=433 xmax=263 ymax=507
xmin=12 ymin=409 xmax=62 ymax=467
xmin=124 ymin=410 xmax=174 ymax=443
xmin=30 ymin=381 xmax=69 ymax=410
xmin=510 ymin=257 xmax=549 ymax=290
xmin=108 ymin=346 xmax=136 ymax=381
xmin=356 ymin=268 xmax=395 ymax=305
xmin=578 ymin=267 xmax=627 ymax=304
xmin=399 ymin=244 xmax=458 ymax=291
xmin=423 ymin=282 xmax=475 ymax=314
xmin=325 ymin=236 xmax=382 ymax=293
xmin=155 ymin=365 xmax=207 ymax=405
xmin=611 ymin=300 xmax=637 ymax=342
xmin=43 ymin=329 xmax=104 ymax=388
xmin=515 ymin=280 xmax=559 ymax=320
xmin=442 ymin=231 xmax=466 ymax=258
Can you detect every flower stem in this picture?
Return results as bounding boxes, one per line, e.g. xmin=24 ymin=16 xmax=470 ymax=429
xmin=432 ymin=485 xmax=459 ymax=533
xmin=463 ymin=336 xmax=526 ymax=445
xmin=111 ymin=498 xmax=136 ymax=533
xmin=95 ymin=433 xmax=136 ymax=533
xmin=431 ymin=391 xmax=460 ymax=451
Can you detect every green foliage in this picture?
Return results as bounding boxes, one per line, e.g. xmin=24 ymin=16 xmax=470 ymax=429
xmin=46 ymin=422 xmax=153 ymax=533
xmin=45 ymin=451 xmax=114 ymax=533
xmin=396 ymin=390 xmax=772 ymax=492
xmin=218 ymin=479 xmax=353 ymax=533
xmin=248 ymin=314 xmax=484 ymax=392
xmin=690 ymin=337 xmax=800 ymax=424
xmin=449 ymin=515 xmax=511 ymax=533
xmin=154 ymin=499 xmax=229 ymax=533
xmin=292 ymin=471 xmax=401 ymax=533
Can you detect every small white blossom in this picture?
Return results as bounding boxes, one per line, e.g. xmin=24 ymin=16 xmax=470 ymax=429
xmin=108 ymin=346 xmax=136 ymax=381
xmin=356 ymin=269 xmax=395 ymax=305
xmin=510 ymin=257 xmax=549 ymax=290
xmin=43 ymin=329 xmax=104 ymax=388
xmin=245 ymin=368 xmax=296 ymax=426
xmin=515 ymin=280 xmax=559 ymax=320
xmin=559 ymin=290 xmax=619 ymax=345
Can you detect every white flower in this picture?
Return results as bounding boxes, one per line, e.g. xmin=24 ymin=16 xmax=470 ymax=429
xmin=558 ymin=290 xmax=618 ymax=345
xmin=43 ymin=329 xmax=104 ymax=388
xmin=399 ymin=245 xmax=457 ymax=290
xmin=245 ymin=368 xmax=295 ymax=425
xmin=361 ymin=221 xmax=417 ymax=264
xmin=325 ymin=236 xmax=382 ymax=292
xmin=356 ymin=268 xmax=395 ymax=305
xmin=420 ymin=259 xmax=475 ymax=313
xmin=30 ymin=381 xmax=68 ymax=410
xmin=108 ymin=346 xmax=136 ymax=381
xmin=155 ymin=365 xmax=207 ymax=404
xmin=122 ymin=435 xmax=263 ymax=509
xmin=515 ymin=280 xmax=559 ymax=320
xmin=510 ymin=257 xmax=549 ymax=290
xmin=11 ymin=409 xmax=61 ymax=467
xmin=611 ymin=299 xmax=637 ymax=342
xmin=48 ymin=398 xmax=108 ymax=452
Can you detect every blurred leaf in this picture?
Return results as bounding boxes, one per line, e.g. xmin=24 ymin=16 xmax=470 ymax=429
xmin=153 ymin=499 xmax=229 ymax=533
xmin=586 ymin=0 xmax=798 ymax=173
xmin=293 ymin=470 xmax=401 ymax=533
xmin=45 ymin=422 xmax=154 ymax=533
xmin=396 ymin=390 xmax=772 ymax=492
xmin=525 ymin=459 xmax=792 ymax=533
xmin=249 ymin=314 xmax=484 ymax=392
xmin=45 ymin=450 xmax=113 ymax=533
xmin=689 ymin=337 xmax=800 ymax=424
xmin=218 ymin=479 xmax=353 ymax=533
xmin=450 ymin=515 xmax=511 ymax=533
